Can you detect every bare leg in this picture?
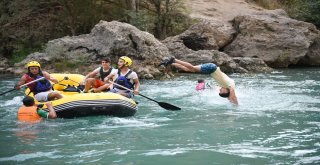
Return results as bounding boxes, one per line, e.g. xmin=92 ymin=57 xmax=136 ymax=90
xmin=94 ymin=84 xmax=110 ymax=92
xmin=48 ymin=92 xmax=63 ymax=101
xmin=173 ymin=59 xmax=201 ymax=73
xmin=84 ymin=78 xmax=95 ymax=92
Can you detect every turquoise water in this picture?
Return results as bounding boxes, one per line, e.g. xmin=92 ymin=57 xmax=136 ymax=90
xmin=0 ymin=68 xmax=319 ymax=165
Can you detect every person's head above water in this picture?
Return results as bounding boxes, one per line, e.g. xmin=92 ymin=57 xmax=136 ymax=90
xmin=196 ymin=79 xmax=206 ymax=91
xmin=22 ymin=96 xmax=35 ymax=107
xmin=219 ymin=88 xmax=230 ymax=98
xmin=198 ymin=79 xmax=205 ymax=83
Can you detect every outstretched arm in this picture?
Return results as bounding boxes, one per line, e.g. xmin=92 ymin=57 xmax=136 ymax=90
xmin=43 ymin=71 xmax=58 ymax=84
xmin=228 ymin=88 xmax=238 ymax=105
xmin=81 ymin=68 xmax=99 ymax=85
xmin=46 ymin=102 xmax=57 ymax=119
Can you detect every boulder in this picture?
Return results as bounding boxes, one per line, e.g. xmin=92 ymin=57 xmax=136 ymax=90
xmin=224 ymin=9 xmax=320 ymax=67
xmin=0 ymin=56 xmax=10 ymax=73
xmin=162 ymin=20 xmax=247 ymax=73
xmin=165 ymin=20 xmax=235 ymax=51
xmin=14 ymin=21 xmax=170 ymax=79
xmin=233 ymin=57 xmax=273 ymax=72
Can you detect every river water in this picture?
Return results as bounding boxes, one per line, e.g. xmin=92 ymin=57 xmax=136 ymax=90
xmin=0 ymin=68 xmax=319 ymax=165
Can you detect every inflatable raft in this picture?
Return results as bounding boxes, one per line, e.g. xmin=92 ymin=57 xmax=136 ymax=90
xmin=25 ymin=74 xmax=138 ymax=118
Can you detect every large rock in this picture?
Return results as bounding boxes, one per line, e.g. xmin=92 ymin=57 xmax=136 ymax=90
xmin=0 ymin=56 xmax=10 ymax=73
xmin=15 ymin=21 xmax=170 ymax=79
xmin=224 ymin=9 xmax=320 ymax=67
xmin=233 ymin=57 xmax=273 ymax=72
xmin=165 ymin=20 xmax=235 ymax=51
xmin=163 ymin=20 xmax=252 ymax=74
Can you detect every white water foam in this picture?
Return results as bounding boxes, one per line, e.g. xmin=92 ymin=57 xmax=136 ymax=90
xmin=1 ymin=96 xmax=23 ymax=107
xmin=0 ymin=151 xmax=59 ymax=162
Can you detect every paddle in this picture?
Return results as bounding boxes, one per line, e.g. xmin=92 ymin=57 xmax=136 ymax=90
xmin=111 ymin=82 xmax=181 ymax=111
xmin=0 ymin=77 xmax=45 ymax=96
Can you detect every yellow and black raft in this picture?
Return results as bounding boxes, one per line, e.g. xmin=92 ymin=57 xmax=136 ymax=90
xmin=25 ymin=74 xmax=138 ymax=118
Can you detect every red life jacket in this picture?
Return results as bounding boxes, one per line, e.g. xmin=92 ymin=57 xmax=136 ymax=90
xmin=23 ymin=73 xmax=52 ymax=94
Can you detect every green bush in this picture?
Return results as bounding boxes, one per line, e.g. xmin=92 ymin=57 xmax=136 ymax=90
xmin=251 ymin=0 xmax=320 ymax=29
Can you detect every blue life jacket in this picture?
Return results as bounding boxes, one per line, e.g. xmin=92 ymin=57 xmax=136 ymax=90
xmin=33 ymin=75 xmax=52 ymax=94
xmin=115 ymin=70 xmax=133 ymax=90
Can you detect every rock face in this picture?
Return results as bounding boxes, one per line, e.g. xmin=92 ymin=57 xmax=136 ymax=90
xmin=224 ymin=9 xmax=320 ymax=67
xmin=176 ymin=20 xmax=236 ymax=51
xmin=163 ymin=19 xmax=272 ymax=73
xmin=14 ymin=21 xmax=170 ymax=79
xmin=0 ymin=56 xmax=10 ymax=73
xmin=6 ymin=9 xmax=320 ymax=78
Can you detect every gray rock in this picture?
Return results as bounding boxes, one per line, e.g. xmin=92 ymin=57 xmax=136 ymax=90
xmin=14 ymin=21 xmax=170 ymax=79
xmin=233 ymin=57 xmax=273 ymax=72
xmin=164 ymin=20 xmax=235 ymax=51
xmin=162 ymin=20 xmax=246 ymax=73
xmin=0 ymin=56 xmax=10 ymax=73
xmin=224 ymin=9 xmax=320 ymax=67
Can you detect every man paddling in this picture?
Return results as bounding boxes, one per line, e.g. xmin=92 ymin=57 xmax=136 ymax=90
xmin=16 ymin=61 xmax=63 ymax=102
xmin=159 ymin=57 xmax=238 ymax=105
xmin=104 ymin=56 xmax=140 ymax=98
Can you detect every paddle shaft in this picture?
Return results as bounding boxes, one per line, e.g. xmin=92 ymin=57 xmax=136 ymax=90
xmin=111 ymin=82 xmax=160 ymax=103
xmin=0 ymin=77 xmax=45 ymax=96
xmin=109 ymin=81 xmax=181 ymax=111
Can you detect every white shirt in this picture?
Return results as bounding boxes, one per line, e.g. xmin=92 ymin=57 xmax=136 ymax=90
xmin=210 ymin=67 xmax=235 ymax=88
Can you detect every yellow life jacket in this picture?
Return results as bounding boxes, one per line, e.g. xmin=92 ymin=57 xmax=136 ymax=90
xmin=17 ymin=106 xmax=42 ymax=122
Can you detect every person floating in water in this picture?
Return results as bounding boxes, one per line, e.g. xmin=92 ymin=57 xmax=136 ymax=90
xmin=159 ymin=57 xmax=238 ymax=105
xmin=18 ymin=96 xmax=57 ymax=123
xmin=196 ymin=79 xmax=206 ymax=91
xmin=196 ymin=79 xmax=213 ymax=91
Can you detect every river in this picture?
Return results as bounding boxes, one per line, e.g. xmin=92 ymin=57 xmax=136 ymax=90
xmin=0 ymin=68 xmax=319 ymax=164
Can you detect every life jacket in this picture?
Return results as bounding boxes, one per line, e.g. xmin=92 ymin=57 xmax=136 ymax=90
xmin=17 ymin=106 xmax=42 ymax=122
xmin=24 ymin=73 xmax=52 ymax=95
xmin=99 ymin=67 xmax=113 ymax=81
xmin=115 ymin=69 xmax=134 ymax=90
xmin=196 ymin=82 xmax=205 ymax=91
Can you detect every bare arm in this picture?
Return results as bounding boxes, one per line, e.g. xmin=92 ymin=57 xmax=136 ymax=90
xmin=43 ymin=71 xmax=58 ymax=84
xmin=45 ymin=102 xmax=57 ymax=119
xmin=81 ymin=68 xmax=100 ymax=84
xmin=15 ymin=75 xmax=27 ymax=90
xmin=103 ymin=73 xmax=116 ymax=89
xmin=133 ymin=78 xmax=140 ymax=95
xmin=228 ymin=88 xmax=238 ymax=105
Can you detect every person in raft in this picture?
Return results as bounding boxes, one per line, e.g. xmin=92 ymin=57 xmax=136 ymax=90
xmin=18 ymin=96 xmax=57 ymax=122
xmin=159 ymin=57 xmax=238 ymax=105
xmin=104 ymin=56 xmax=140 ymax=98
xmin=16 ymin=61 xmax=63 ymax=102
xmin=80 ymin=57 xmax=115 ymax=93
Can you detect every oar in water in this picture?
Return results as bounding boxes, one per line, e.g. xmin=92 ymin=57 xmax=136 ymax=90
xmin=0 ymin=77 xmax=45 ymax=96
xmin=111 ymin=82 xmax=181 ymax=111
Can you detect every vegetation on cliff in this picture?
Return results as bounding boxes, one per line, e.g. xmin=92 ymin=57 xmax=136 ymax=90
xmin=252 ymin=0 xmax=320 ymax=27
xmin=0 ymin=0 xmax=193 ymax=63
xmin=1 ymin=0 xmax=318 ymax=65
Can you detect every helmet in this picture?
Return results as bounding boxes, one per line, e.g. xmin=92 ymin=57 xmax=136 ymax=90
xmin=27 ymin=61 xmax=41 ymax=68
xmin=119 ymin=56 xmax=132 ymax=67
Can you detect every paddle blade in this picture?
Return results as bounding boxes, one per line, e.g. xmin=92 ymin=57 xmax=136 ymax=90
xmin=158 ymin=102 xmax=181 ymax=111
